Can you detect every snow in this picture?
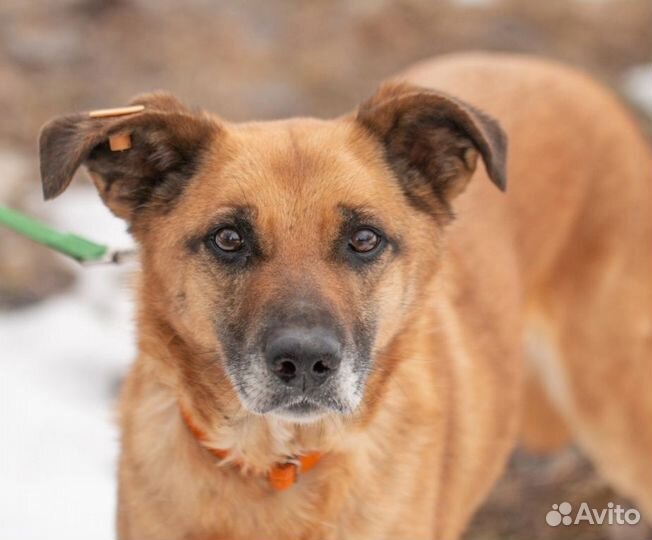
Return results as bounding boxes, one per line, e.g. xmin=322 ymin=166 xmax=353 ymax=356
xmin=0 ymin=186 xmax=136 ymax=539
xmin=621 ymin=64 xmax=652 ymax=117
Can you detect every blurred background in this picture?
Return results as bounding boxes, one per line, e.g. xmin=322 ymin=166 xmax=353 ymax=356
xmin=0 ymin=1 xmax=650 ymax=538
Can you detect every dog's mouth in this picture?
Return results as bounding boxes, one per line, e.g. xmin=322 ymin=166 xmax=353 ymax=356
xmin=267 ymin=388 xmax=352 ymax=419
xmin=274 ymin=398 xmax=326 ymax=421
xmin=225 ymin=350 xmax=369 ymax=421
xmin=233 ymin=373 xmax=362 ymax=420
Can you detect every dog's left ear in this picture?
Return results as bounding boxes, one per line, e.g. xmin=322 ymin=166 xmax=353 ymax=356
xmin=356 ymin=82 xmax=507 ymax=205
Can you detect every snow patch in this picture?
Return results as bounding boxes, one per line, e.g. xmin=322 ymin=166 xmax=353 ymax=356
xmin=1 ymin=187 xmax=136 ymax=539
xmin=621 ymin=64 xmax=652 ymax=117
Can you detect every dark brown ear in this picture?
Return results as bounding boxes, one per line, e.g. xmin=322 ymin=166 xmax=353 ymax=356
xmin=356 ymin=82 xmax=507 ymax=211
xmin=39 ymin=92 xmax=218 ymax=221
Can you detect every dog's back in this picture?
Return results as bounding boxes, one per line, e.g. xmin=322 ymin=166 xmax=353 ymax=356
xmin=38 ymin=52 xmax=652 ymax=539
xmin=406 ymin=53 xmax=652 ymax=515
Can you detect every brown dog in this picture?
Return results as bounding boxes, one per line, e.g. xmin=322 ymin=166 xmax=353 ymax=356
xmin=38 ymin=52 xmax=651 ymax=539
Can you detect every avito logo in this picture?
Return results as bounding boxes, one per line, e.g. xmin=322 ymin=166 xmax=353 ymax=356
xmin=546 ymin=501 xmax=641 ymax=527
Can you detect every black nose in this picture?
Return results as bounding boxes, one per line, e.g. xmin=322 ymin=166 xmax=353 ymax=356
xmin=265 ymin=327 xmax=342 ymax=390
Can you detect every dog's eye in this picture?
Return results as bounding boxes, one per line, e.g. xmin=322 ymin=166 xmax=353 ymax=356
xmin=213 ymin=227 xmax=244 ymax=252
xmin=349 ymin=228 xmax=381 ymax=254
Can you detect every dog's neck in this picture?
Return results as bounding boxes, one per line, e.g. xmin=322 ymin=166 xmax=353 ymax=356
xmin=180 ymin=394 xmax=350 ymax=474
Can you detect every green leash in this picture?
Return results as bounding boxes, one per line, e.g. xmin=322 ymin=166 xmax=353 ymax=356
xmin=0 ymin=205 xmax=134 ymax=264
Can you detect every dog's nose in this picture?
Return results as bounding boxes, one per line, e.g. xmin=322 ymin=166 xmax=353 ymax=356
xmin=264 ymin=327 xmax=342 ymax=389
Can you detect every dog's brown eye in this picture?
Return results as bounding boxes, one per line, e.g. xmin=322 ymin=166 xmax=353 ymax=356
xmin=349 ymin=228 xmax=381 ymax=253
xmin=214 ymin=227 xmax=243 ymax=252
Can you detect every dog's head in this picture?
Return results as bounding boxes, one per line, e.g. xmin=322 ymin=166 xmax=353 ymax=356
xmin=39 ymin=84 xmax=506 ymax=423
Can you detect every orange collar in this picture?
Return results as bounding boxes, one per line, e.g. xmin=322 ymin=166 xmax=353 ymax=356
xmin=179 ymin=405 xmax=322 ymax=491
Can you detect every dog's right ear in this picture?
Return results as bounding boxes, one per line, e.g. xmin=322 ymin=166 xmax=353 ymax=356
xmin=39 ymin=92 xmax=218 ymax=221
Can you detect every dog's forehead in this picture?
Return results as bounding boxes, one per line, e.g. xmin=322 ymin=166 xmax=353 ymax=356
xmin=222 ymin=117 xmax=379 ymax=194
xmin=178 ymin=117 xmax=406 ymax=223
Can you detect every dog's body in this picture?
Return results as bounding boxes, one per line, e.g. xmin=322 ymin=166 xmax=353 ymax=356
xmin=39 ymin=53 xmax=651 ymax=539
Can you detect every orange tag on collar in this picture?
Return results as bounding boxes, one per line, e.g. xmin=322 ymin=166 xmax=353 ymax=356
xmin=268 ymin=462 xmax=298 ymax=491
xmin=267 ymin=452 xmax=322 ymax=491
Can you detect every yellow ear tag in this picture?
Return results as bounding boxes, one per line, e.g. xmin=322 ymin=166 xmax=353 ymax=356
xmin=88 ymin=105 xmax=145 ymax=118
xmin=108 ymin=132 xmax=132 ymax=152
xmin=88 ymin=105 xmax=144 ymax=152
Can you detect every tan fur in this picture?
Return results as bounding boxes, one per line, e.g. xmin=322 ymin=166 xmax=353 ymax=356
xmin=40 ymin=53 xmax=652 ymax=539
xmin=402 ymin=54 xmax=652 ymax=519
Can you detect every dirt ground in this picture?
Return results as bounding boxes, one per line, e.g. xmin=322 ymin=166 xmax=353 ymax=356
xmin=1 ymin=1 xmax=650 ymax=538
